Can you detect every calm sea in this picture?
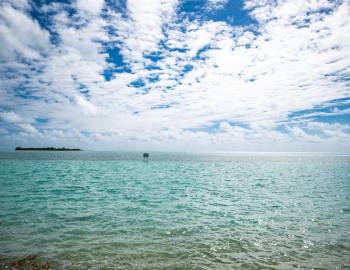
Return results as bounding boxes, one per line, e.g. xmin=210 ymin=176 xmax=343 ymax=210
xmin=0 ymin=152 xmax=349 ymax=269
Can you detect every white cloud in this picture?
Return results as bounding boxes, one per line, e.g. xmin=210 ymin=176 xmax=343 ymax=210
xmin=1 ymin=0 xmax=30 ymax=11
xmin=147 ymin=0 xmax=350 ymax=131
xmin=289 ymin=127 xmax=322 ymax=143
xmin=77 ymin=0 xmax=105 ymax=16
xmin=110 ymin=0 xmax=178 ymax=64
xmin=0 ymin=0 xmax=349 ymax=151
xmin=0 ymin=110 xmax=39 ymax=137
xmin=0 ymin=111 xmax=22 ymax=123
xmin=0 ymin=4 xmax=50 ymax=60
xmin=75 ymin=95 xmax=98 ymax=116
xmin=206 ymin=0 xmax=229 ymax=10
xmin=18 ymin=123 xmax=38 ymax=134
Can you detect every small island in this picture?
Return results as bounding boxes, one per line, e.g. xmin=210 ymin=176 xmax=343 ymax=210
xmin=15 ymin=147 xmax=82 ymax=151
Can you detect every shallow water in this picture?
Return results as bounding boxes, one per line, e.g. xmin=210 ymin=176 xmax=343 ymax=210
xmin=0 ymin=152 xmax=349 ymax=269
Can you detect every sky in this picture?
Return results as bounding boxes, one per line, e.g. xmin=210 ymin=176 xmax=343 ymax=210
xmin=0 ymin=0 xmax=349 ymax=152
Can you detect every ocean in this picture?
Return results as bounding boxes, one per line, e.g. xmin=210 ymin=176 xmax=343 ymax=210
xmin=0 ymin=152 xmax=349 ymax=269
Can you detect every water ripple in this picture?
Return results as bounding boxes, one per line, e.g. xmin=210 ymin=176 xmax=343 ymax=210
xmin=0 ymin=153 xmax=349 ymax=269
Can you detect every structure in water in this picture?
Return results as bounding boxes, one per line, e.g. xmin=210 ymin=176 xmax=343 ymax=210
xmin=143 ymin=152 xmax=149 ymax=161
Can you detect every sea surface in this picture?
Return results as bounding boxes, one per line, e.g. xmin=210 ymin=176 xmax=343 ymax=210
xmin=0 ymin=151 xmax=349 ymax=269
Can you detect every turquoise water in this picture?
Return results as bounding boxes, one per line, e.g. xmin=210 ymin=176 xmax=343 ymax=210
xmin=0 ymin=152 xmax=349 ymax=269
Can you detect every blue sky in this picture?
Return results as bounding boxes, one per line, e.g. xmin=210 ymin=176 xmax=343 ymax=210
xmin=0 ymin=0 xmax=350 ymax=152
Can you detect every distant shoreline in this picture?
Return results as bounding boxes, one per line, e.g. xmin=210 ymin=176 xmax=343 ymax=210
xmin=15 ymin=147 xmax=82 ymax=151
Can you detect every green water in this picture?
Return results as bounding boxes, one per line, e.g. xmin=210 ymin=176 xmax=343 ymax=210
xmin=0 ymin=152 xmax=349 ymax=269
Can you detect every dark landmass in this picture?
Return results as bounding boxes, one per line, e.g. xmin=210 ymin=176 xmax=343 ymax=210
xmin=15 ymin=147 xmax=82 ymax=151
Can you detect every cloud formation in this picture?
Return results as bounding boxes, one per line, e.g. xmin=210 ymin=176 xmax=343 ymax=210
xmin=0 ymin=3 xmax=50 ymax=60
xmin=0 ymin=0 xmax=349 ymax=151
